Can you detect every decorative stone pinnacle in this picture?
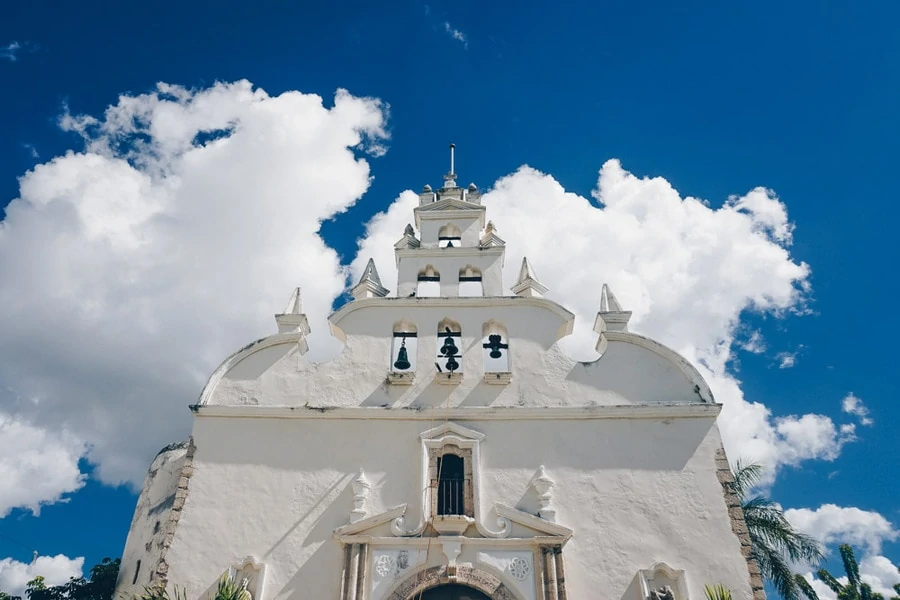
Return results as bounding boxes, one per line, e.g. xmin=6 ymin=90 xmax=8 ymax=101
xmin=274 ymin=287 xmax=311 ymax=342
xmin=599 ymin=283 xmax=623 ymax=312
xmin=530 ymin=465 xmax=556 ymax=522
xmin=351 ymin=258 xmax=389 ymax=300
xmin=404 ymin=223 xmax=415 ymax=236
xmin=595 ymin=282 xmax=632 ymax=333
xmin=350 ymin=468 xmax=371 ymax=523
xmin=510 ymin=257 xmax=548 ymax=298
xmin=283 ymin=287 xmax=303 ymax=315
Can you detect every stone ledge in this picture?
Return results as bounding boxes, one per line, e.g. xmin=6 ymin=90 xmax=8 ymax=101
xmin=387 ymin=371 xmax=415 ymax=385
xmin=434 ymin=372 xmax=463 ymax=385
xmin=483 ymin=372 xmax=512 ymax=385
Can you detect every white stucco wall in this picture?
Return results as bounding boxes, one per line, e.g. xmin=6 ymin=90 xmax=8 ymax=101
xmin=396 ymin=250 xmax=504 ymax=297
xmin=156 ymin=416 xmax=750 ymax=600
xmin=116 ymin=442 xmax=191 ymax=600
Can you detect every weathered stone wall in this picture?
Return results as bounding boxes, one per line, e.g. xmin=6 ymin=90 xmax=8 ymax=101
xmin=715 ymin=444 xmax=767 ymax=600
xmin=114 ymin=439 xmax=195 ymax=600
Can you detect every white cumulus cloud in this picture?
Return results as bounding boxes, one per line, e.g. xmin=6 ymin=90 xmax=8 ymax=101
xmin=785 ymin=504 xmax=899 ymax=554
xmin=0 ymin=414 xmax=85 ymax=517
xmin=841 ymin=393 xmax=873 ymax=426
xmin=0 ymin=554 xmax=84 ymax=597
xmin=0 ymin=80 xmax=388 ymax=496
xmin=353 ymin=162 xmax=854 ymax=482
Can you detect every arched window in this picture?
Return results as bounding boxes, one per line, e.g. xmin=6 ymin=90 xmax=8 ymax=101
xmin=391 ymin=320 xmax=417 ymax=373
xmin=417 ymin=265 xmax=440 ymax=297
xmin=482 ymin=321 xmax=509 ymax=374
xmin=435 ymin=453 xmax=465 ymax=515
xmin=438 ymin=223 xmax=462 ymax=248
xmin=436 ymin=318 xmax=462 ymax=374
xmin=458 ymin=265 xmax=483 ymax=297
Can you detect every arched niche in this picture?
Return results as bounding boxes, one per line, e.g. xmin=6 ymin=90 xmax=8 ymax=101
xmin=436 ymin=318 xmax=463 ymax=374
xmin=481 ymin=321 xmax=510 ymax=374
xmin=458 ymin=265 xmax=483 ymax=297
xmin=417 ymin=265 xmax=441 ymax=297
xmin=438 ymin=223 xmax=462 ymax=248
xmin=391 ymin=320 xmax=418 ymax=374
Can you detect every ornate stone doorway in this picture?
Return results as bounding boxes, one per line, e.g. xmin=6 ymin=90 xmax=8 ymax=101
xmin=419 ymin=585 xmax=491 ymax=600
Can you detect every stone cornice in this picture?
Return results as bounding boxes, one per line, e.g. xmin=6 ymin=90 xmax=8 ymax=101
xmin=329 ymin=295 xmax=575 ymax=336
xmin=414 ymin=206 xmax=487 ymax=230
xmin=394 ymin=245 xmax=504 ymax=261
xmin=190 ymin=403 xmax=721 ymax=420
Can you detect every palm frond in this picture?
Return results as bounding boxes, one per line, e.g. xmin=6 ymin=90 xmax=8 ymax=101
xmin=705 ymin=584 xmax=733 ymax=600
xmin=731 ymin=460 xmax=764 ymax=499
xmin=795 ymin=574 xmax=821 ymax=600
xmin=743 ymin=497 xmax=823 ymax=564
xmin=753 ymin=540 xmax=803 ymax=600
xmin=840 ymin=545 xmax=861 ymax=589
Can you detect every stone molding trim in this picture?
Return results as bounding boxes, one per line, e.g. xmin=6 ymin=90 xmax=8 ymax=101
xmin=385 ymin=565 xmax=521 ymax=600
xmin=192 ymin=404 xmax=722 ymax=420
xmin=152 ymin=437 xmax=196 ymax=586
xmin=715 ymin=445 xmax=766 ymax=600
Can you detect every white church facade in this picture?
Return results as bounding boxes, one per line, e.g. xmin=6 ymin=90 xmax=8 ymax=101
xmin=114 ymin=154 xmax=765 ymax=600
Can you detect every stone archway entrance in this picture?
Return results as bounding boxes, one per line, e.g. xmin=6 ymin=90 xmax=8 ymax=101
xmin=420 ymin=584 xmax=491 ymax=600
xmin=387 ymin=565 xmax=520 ymax=600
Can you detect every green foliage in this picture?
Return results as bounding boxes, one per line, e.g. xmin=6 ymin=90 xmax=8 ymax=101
xmin=731 ymin=461 xmax=824 ymax=600
xmin=0 ymin=558 xmax=120 ymax=600
xmin=705 ymin=584 xmax=734 ymax=600
xmin=137 ymin=584 xmax=187 ymax=600
xmin=213 ymin=575 xmax=240 ymax=600
xmin=795 ymin=544 xmax=900 ymax=600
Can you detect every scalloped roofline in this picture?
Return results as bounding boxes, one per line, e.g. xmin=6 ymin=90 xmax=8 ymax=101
xmin=601 ymin=330 xmax=715 ymax=403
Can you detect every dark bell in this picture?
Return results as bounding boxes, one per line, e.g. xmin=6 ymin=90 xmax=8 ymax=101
xmin=440 ymin=337 xmax=458 ymax=357
xmin=393 ymin=343 xmax=411 ymax=370
xmin=488 ymin=335 xmax=503 ymax=358
xmin=445 ymin=356 xmax=460 ymax=372
xmin=484 ymin=334 xmax=508 ymax=359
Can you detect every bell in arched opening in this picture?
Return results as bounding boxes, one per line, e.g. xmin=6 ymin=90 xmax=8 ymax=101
xmin=393 ymin=336 xmax=411 ymax=370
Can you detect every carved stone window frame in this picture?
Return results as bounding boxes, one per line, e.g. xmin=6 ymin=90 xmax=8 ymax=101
xmin=421 ymin=423 xmax=483 ymax=521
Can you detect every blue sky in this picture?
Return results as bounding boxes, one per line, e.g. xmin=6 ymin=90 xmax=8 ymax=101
xmin=1 ymin=0 xmax=898 ymax=597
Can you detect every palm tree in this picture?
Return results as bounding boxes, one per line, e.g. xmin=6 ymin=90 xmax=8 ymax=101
xmin=730 ymin=461 xmax=824 ymax=600
xmin=795 ymin=544 xmax=900 ymax=600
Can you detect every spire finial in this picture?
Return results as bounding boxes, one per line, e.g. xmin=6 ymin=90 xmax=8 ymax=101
xmin=351 ymin=258 xmax=389 ymax=300
xmin=510 ymin=257 xmax=549 ymax=298
xmin=450 ymin=143 xmax=455 ymax=176
xmin=599 ymin=283 xmax=623 ymax=312
xmin=444 ymin=143 xmax=457 ymax=188
xmin=594 ymin=283 xmax=632 ymax=335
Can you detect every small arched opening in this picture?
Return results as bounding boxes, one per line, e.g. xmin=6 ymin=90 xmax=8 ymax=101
xmin=438 ymin=223 xmax=462 ymax=248
xmin=391 ymin=320 xmax=417 ymax=373
xmin=482 ymin=321 xmax=510 ymax=373
xmin=417 ymin=265 xmax=441 ymax=297
xmin=436 ymin=318 xmax=462 ymax=374
xmin=458 ymin=265 xmax=483 ymax=297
